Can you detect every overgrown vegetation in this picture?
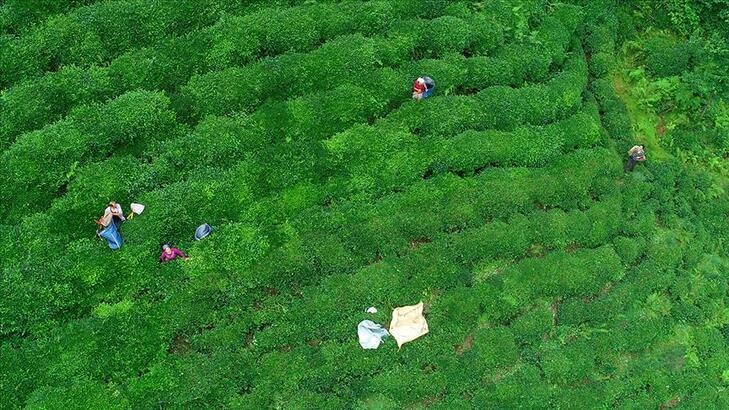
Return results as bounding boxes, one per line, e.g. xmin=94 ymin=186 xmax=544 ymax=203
xmin=1 ymin=0 xmax=728 ymax=408
xmin=617 ymin=0 xmax=729 ymax=174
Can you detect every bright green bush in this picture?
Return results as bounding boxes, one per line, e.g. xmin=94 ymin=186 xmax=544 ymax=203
xmin=423 ymin=16 xmax=474 ymax=56
xmin=511 ymin=304 xmax=553 ymax=345
xmin=590 ymin=51 xmax=615 ymax=77
xmin=591 ymin=77 xmax=632 ymax=141
xmin=473 ymin=327 xmax=519 ymax=367
xmin=0 ymin=91 xmax=181 ymax=222
xmin=471 ymin=364 xmax=551 ymax=409
xmin=25 ymin=380 xmax=128 ymax=410
xmin=502 ymin=245 xmax=623 ymax=306
xmin=183 ymin=223 xmax=271 ymax=290
xmin=149 ymin=23 xmax=581 ymax=198
xmin=0 ymin=0 xmax=265 ymax=88
xmin=247 ymin=189 xmax=628 ymax=354
xmin=540 ymin=339 xmax=597 ymax=385
xmin=3 ymin=0 xmax=729 ymax=408
xmin=643 ymin=36 xmax=697 ymax=77
xmin=0 ymin=66 xmax=113 ymax=149
xmin=612 ymin=235 xmax=645 ymax=264
xmin=465 ymin=11 xmax=504 ymax=54
xmin=438 ymin=110 xmax=602 ymax=170
xmin=125 ymin=352 xmax=248 ymax=408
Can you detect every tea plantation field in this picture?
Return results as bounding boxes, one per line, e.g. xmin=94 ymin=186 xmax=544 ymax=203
xmin=1 ymin=0 xmax=729 ymax=408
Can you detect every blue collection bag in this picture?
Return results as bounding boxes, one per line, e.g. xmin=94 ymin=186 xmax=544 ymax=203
xmin=422 ymin=76 xmax=435 ymax=98
xmin=98 ymin=221 xmax=123 ymax=249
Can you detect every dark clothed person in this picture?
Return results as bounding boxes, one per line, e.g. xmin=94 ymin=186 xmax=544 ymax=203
xmin=625 ymin=145 xmax=646 ymax=172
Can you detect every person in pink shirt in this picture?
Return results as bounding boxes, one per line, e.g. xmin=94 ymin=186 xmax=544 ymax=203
xmin=159 ymin=244 xmax=189 ymax=263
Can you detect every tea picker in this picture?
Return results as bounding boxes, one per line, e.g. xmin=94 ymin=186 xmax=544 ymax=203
xmin=412 ymin=76 xmax=435 ymax=100
xmin=96 ymin=201 xmax=125 ymax=249
xmin=159 ymin=244 xmax=189 ymax=263
xmin=625 ymin=145 xmax=646 ymax=172
xmin=97 ymin=201 xmax=125 ymax=228
xmin=96 ymin=202 xmax=145 ymax=250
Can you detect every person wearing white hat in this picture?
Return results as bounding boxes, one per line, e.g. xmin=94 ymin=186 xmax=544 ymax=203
xmin=412 ymin=76 xmax=435 ymax=100
xmin=412 ymin=77 xmax=427 ymax=100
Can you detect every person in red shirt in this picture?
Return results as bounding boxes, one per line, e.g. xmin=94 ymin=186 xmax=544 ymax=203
xmin=159 ymin=244 xmax=189 ymax=262
xmin=412 ymin=77 xmax=427 ymax=100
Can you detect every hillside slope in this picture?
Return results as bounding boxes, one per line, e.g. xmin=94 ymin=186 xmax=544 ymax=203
xmin=1 ymin=0 xmax=728 ymax=408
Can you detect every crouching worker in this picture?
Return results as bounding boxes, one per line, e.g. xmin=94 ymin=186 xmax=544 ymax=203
xmin=412 ymin=76 xmax=435 ymax=100
xmin=96 ymin=201 xmax=125 ymax=249
xmin=625 ymin=145 xmax=646 ymax=172
xmin=97 ymin=201 xmax=125 ymax=228
xmin=160 ymin=244 xmax=189 ymax=263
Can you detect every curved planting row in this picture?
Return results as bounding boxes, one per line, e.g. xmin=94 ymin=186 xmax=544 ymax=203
xmin=0 ymin=91 xmax=181 ymax=222
xmin=0 ymin=0 xmax=512 ymax=150
xmin=231 ymin=148 xmax=622 ymax=294
xmin=252 ymin=220 xmax=625 ymax=352
xmin=0 ymin=144 xmax=621 ymax=343
xmin=0 ymin=7 xmax=581 ymax=227
xmin=436 ymin=108 xmax=604 ymax=169
xmin=323 ymin=47 xmax=588 ymax=199
xmin=0 ymin=0 xmax=284 ymax=88
xmin=382 ymin=47 xmax=587 ymax=137
xmin=325 ymin=102 xmax=602 ymax=199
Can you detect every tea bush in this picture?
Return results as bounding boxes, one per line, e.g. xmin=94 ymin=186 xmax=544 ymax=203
xmin=2 ymin=0 xmax=728 ymax=408
xmin=3 ymin=0 xmax=504 ymax=149
xmin=0 ymin=90 xmax=181 ymax=221
xmin=0 ymin=0 xmax=277 ymax=88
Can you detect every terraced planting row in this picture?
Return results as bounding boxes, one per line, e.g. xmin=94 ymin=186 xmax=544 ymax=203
xmin=2 ymin=0 xmax=729 ymax=408
xmin=0 ymin=0 xmax=523 ymax=149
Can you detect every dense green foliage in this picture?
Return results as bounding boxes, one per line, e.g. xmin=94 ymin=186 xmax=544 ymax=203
xmin=616 ymin=0 xmax=729 ymax=170
xmin=1 ymin=0 xmax=729 ymax=408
